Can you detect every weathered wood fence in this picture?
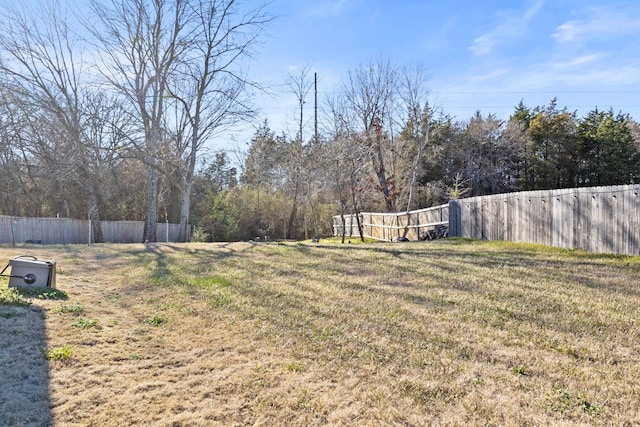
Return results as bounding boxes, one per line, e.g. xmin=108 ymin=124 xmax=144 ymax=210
xmin=332 ymin=204 xmax=449 ymax=242
xmin=0 ymin=216 xmax=183 ymax=244
xmin=449 ymin=184 xmax=640 ymax=256
xmin=333 ymin=184 xmax=640 ymax=256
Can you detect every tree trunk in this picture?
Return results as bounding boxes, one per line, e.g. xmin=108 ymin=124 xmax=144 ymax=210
xmin=144 ymin=165 xmax=158 ymax=242
xmin=179 ymin=114 xmax=200 ymax=243
xmin=178 ymin=179 xmax=192 ymax=242
xmin=178 ymin=141 xmax=196 ymax=243
xmin=287 ymin=190 xmax=298 ymax=239
xmin=355 ymin=211 xmax=364 ymax=242
xmin=308 ymin=198 xmax=319 ymax=239
xmin=349 ymin=177 xmax=365 ymax=242
xmin=407 ymin=128 xmax=429 ymax=213
xmin=372 ymin=144 xmax=393 ymax=212
xmin=86 ymin=186 xmax=104 ymax=244
xmin=75 ymin=167 xmax=104 ymax=243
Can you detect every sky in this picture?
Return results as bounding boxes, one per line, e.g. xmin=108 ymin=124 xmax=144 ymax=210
xmin=225 ymin=0 xmax=640 ymax=149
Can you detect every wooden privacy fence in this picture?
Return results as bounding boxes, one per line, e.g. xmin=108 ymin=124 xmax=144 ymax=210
xmin=449 ymin=184 xmax=640 ymax=256
xmin=333 ymin=204 xmax=449 ymax=242
xmin=333 ymin=184 xmax=640 ymax=256
xmin=0 ymin=216 xmax=183 ymax=244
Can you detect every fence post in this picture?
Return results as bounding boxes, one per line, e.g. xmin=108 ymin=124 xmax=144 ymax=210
xmin=11 ymin=218 xmax=16 ymax=247
xmin=88 ymin=215 xmax=92 ymax=246
xmin=448 ymin=200 xmax=461 ymax=237
xmin=349 ymin=214 xmax=354 ymax=237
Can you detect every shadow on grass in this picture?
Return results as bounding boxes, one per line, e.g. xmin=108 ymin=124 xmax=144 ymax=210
xmin=0 ymin=294 xmax=51 ymax=426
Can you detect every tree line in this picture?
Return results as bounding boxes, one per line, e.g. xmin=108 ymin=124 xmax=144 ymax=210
xmin=1 ymin=3 xmax=638 ymax=242
xmin=0 ymin=0 xmax=269 ymax=242
xmin=195 ymin=94 xmax=639 ymax=242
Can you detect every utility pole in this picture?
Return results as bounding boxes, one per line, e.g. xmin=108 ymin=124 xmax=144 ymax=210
xmin=314 ymin=72 xmax=318 ymax=144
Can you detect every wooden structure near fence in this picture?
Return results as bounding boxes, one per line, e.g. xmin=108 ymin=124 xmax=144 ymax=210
xmin=333 ymin=204 xmax=449 ymax=242
xmin=0 ymin=216 xmax=183 ymax=244
xmin=449 ymin=184 xmax=640 ymax=256
xmin=333 ymin=184 xmax=640 ymax=256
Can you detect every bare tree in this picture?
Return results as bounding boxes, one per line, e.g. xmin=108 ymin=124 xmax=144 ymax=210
xmin=90 ymin=0 xmax=190 ymax=242
xmin=0 ymin=2 xmax=110 ymax=241
xmin=398 ymin=65 xmax=432 ymax=214
xmin=0 ymin=85 xmax=35 ymax=216
xmin=282 ymin=64 xmax=314 ymax=238
xmin=169 ymin=0 xmax=270 ymax=242
xmin=91 ymin=0 xmax=268 ymax=242
xmin=285 ymin=64 xmax=314 ymax=144
xmin=324 ymin=94 xmax=369 ymax=242
xmin=341 ymin=57 xmax=398 ymax=212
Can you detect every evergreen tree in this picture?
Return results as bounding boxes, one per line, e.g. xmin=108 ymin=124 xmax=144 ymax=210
xmin=524 ymin=99 xmax=578 ymax=189
xmin=577 ymin=109 xmax=640 ymax=185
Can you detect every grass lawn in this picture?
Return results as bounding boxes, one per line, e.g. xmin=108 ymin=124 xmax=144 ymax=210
xmin=1 ymin=239 xmax=639 ymax=426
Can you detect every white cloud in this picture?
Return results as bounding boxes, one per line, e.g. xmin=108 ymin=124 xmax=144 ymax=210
xmin=553 ymin=20 xmax=581 ymax=43
xmin=496 ymin=59 xmax=640 ymax=91
xmin=553 ymin=8 xmax=640 ymax=43
xmin=469 ymin=1 xmax=544 ymax=56
xmin=556 ymin=64 xmax=640 ymax=87
xmin=551 ymin=53 xmax=603 ymax=70
xmin=524 ymin=1 xmax=544 ymax=21
xmin=469 ymin=34 xmax=494 ymax=56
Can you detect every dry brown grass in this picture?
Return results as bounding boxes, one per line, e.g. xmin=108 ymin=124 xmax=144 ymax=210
xmin=1 ymin=239 xmax=640 ymax=426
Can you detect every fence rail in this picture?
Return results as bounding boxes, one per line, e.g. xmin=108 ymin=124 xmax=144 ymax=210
xmin=0 ymin=216 xmax=183 ymax=244
xmin=333 ymin=204 xmax=449 ymax=242
xmin=449 ymin=184 xmax=640 ymax=256
xmin=334 ymin=184 xmax=640 ymax=256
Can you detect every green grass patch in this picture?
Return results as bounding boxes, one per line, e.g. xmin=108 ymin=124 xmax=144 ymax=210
xmin=45 ymin=345 xmax=74 ymax=361
xmin=544 ymin=388 xmax=601 ymax=416
xmin=17 ymin=287 xmax=68 ymax=300
xmin=71 ymin=317 xmax=99 ymax=329
xmin=142 ymin=315 xmax=167 ymax=326
xmin=191 ymin=275 xmax=233 ymax=289
xmin=0 ymin=287 xmax=30 ymax=306
xmin=312 ymin=236 xmax=380 ymax=244
xmin=511 ymin=365 xmax=530 ymax=376
xmin=57 ymin=303 xmax=85 ymax=314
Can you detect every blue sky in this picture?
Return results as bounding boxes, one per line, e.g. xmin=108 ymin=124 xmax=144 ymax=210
xmin=236 ymin=0 xmax=640 ymax=145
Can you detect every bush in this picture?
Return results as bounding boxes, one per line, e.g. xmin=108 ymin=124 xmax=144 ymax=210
xmin=190 ymin=227 xmax=210 ymax=242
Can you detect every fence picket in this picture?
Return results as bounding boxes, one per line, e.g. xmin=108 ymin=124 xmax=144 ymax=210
xmin=335 ymin=184 xmax=640 ymax=256
xmin=452 ymin=185 xmax=640 ymax=256
xmin=0 ymin=216 xmax=183 ymax=244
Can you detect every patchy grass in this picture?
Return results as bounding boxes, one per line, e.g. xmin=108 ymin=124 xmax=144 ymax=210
xmin=317 ymin=236 xmax=379 ymax=244
xmin=45 ymin=345 xmax=74 ymax=361
xmin=56 ymin=303 xmax=85 ymax=314
xmin=16 ymin=287 xmax=68 ymax=300
xmin=71 ymin=318 xmax=99 ymax=329
xmin=0 ymin=286 xmax=30 ymax=306
xmin=141 ymin=314 xmax=167 ymax=327
xmin=1 ymin=240 xmax=640 ymax=425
